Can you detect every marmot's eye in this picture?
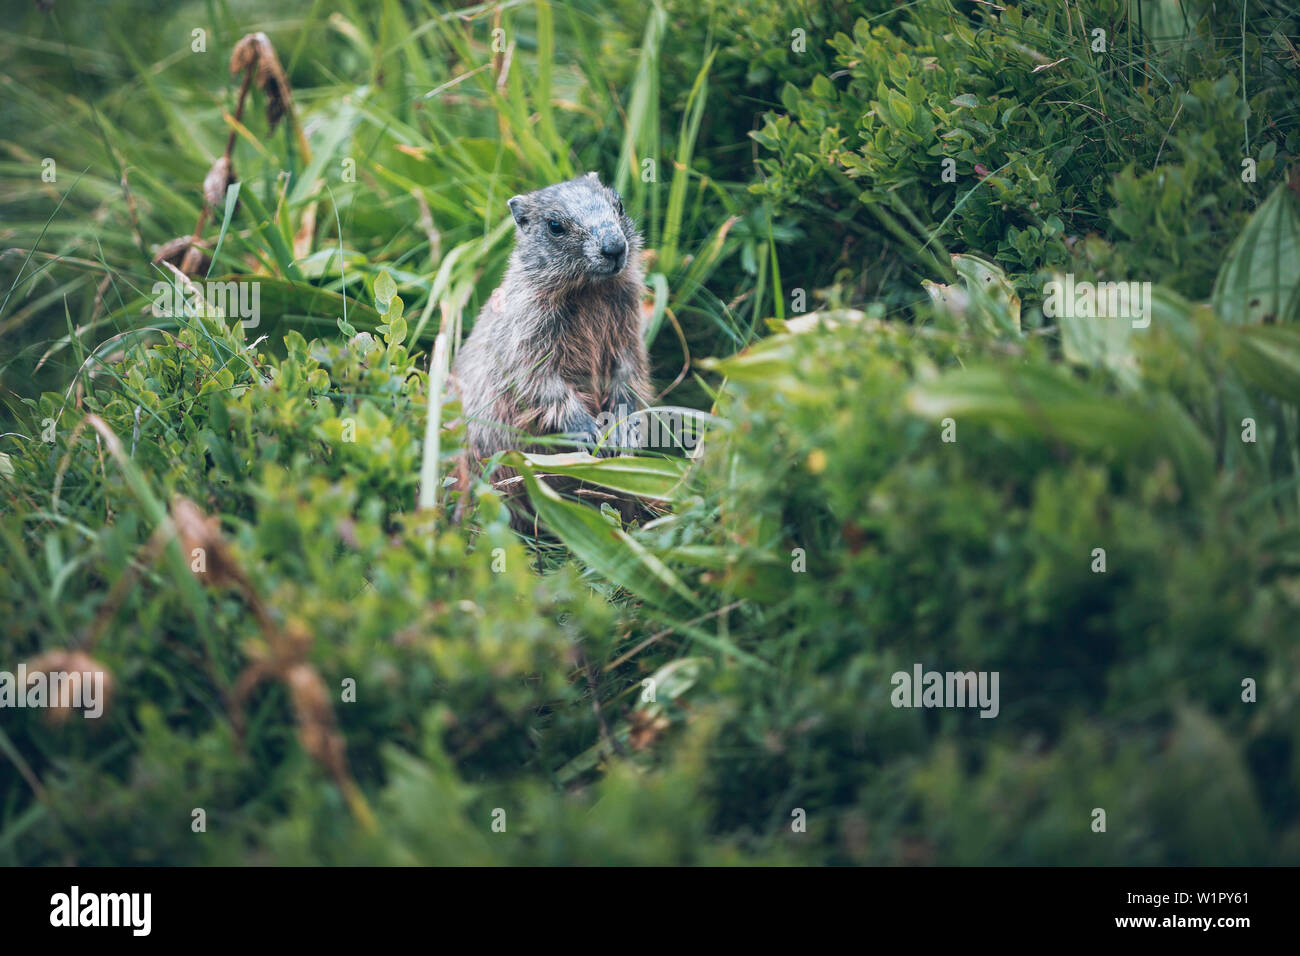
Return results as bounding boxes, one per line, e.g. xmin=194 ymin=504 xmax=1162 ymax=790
xmin=547 ymin=219 xmax=566 ymax=236
xmin=613 ymin=195 xmax=624 ymax=215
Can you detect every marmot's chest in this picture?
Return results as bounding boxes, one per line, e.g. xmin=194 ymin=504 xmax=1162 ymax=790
xmin=549 ymin=297 xmax=635 ymax=397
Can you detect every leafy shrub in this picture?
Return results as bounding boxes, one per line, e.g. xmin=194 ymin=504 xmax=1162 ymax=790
xmin=631 ymin=229 xmax=1300 ymax=862
xmin=751 ymin=0 xmax=1295 ymax=298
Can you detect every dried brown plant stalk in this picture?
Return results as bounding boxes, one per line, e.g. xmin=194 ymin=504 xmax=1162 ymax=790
xmin=169 ymin=495 xmax=377 ymax=832
xmin=170 ymin=32 xmax=312 ymax=277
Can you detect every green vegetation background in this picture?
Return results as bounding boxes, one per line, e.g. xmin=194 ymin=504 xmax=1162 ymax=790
xmin=1 ymin=0 xmax=1299 ymax=864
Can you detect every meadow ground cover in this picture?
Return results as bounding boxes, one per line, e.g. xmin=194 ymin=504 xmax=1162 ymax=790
xmin=1 ymin=0 xmax=1298 ymax=865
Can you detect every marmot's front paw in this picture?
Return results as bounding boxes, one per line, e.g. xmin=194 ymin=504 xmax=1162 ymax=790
xmin=559 ymin=410 xmax=607 ymax=455
xmin=597 ymin=403 xmax=644 ymax=453
xmin=577 ymin=411 xmax=641 ymax=455
xmin=559 ymin=406 xmax=642 ymax=456
xmin=607 ymin=417 xmax=644 ymax=452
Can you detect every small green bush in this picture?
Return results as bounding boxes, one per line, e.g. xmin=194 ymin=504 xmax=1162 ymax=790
xmin=751 ymin=1 xmax=1294 ymax=297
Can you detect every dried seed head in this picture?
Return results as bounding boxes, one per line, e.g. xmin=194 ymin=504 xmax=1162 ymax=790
xmin=229 ymin=34 xmax=259 ymax=74
xmin=153 ymin=236 xmax=191 ymax=263
xmin=178 ymin=245 xmax=206 ymax=278
xmin=256 ymin=52 xmax=292 ymax=131
xmin=203 ymin=155 xmax=237 ymax=210
xmin=230 ymin=32 xmax=294 ymax=132
xmin=172 ymin=495 xmax=248 ymax=592
xmin=628 ymin=708 xmax=670 ymax=751
xmin=153 ymin=236 xmax=211 ymax=277
xmin=286 ymin=661 xmax=348 ymax=780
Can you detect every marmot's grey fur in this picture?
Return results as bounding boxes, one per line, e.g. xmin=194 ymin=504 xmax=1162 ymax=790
xmin=454 ymin=172 xmax=650 ymax=467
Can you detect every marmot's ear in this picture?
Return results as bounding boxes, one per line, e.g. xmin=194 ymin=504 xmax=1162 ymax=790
xmin=584 ymin=171 xmax=600 ymax=184
xmin=507 ymin=195 xmax=528 ymax=226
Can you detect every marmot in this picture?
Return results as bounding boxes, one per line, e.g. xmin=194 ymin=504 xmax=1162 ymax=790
xmin=454 ymin=172 xmax=650 ymax=469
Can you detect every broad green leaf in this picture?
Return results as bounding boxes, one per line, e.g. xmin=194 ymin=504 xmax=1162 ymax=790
xmin=1052 ymin=274 xmax=1139 ymax=387
xmin=906 ymin=363 xmax=1213 ymax=487
xmin=888 ymin=89 xmax=914 ymax=125
xmin=951 ymin=253 xmax=1021 ymax=333
xmin=507 ymin=455 xmax=702 ymax=610
xmin=1232 ymin=325 xmax=1300 ymax=404
xmin=771 ymin=309 xmax=868 ymax=334
xmin=374 ymin=270 xmax=398 ymax=310
xmin=637 ymin=657 xmax=711 ymax=716
xmin=1140 ymin=0 xmax=1196 ymax=52
xmin=509 ymin=451 xmax=690 ymax=499
xmin=1212 ymin=182 xmax=1300 ymax=325
xmin=701 ymin=335 xmax=831 ymax=400
xmin=288 ymin=98 xmax=362 ymax=206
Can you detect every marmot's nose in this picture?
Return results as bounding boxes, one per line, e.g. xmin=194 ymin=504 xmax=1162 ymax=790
xmin=600 ymin=237 xmax=627 ymax=263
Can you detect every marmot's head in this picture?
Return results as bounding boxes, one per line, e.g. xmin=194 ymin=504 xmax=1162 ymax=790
xmin=506 ymin=173 xmax=640 ymax=284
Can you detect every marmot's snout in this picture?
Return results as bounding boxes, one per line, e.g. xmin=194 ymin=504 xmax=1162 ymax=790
xmin=594 ymin=232 xmax=627 ymax=275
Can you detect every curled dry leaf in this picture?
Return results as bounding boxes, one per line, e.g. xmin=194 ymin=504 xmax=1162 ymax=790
xmin=178 ymin=244 xmax=206 ymax=278
xmin=152 ymin=236 xmax=210 ymax=277
xmin=230 ymin=32 xmax=293 ymax=132
xmin=22 ymin=650 xmax=115 ymax=726
xmin=628 ymin=708 xmax=671 ymax=751
xmin=229 ymin=616 xmax=373 ymax=829
xmin=171 ymin=495 xmax=251 ymax=594
xmin=286 ymin=662 xmax=348 ymax=780
xmin=203 ymin=154 xmax=237 ymax=210
xmin=165 ymin=496 xmax=374 ymax=829
xmin=229 ymin=33 xmax=258 ymax=74
xmin=152 ymin=236 xmax=192 ymax=263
